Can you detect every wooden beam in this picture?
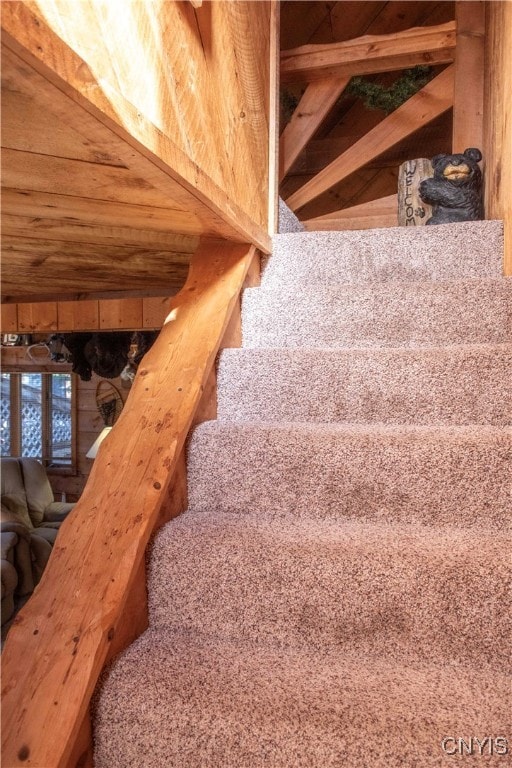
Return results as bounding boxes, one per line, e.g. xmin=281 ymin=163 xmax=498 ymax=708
xmin=452 ymin=1 xmax=485 ymax=153
xmin=286 ymin=65 xmax=454 ymax=211
xmin=281 ymin=21 xmax=456 ymax=83
xmin=304 ymin=194 xmax=398 ymax=231
xmin=279 ymin=76 xmax=350 ymax=181
xmin=1 ymin=239 xmax=258 ymax=768
xmin=484 ymin=2 xmax=512 ymax=275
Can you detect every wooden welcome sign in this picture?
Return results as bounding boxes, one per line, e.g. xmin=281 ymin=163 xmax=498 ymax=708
xmin=398 ymin=158 xmax=433 ymax=226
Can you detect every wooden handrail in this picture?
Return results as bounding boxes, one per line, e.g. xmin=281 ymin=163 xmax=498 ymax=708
xmin=1 ymin=238 xmax=257 ymax=768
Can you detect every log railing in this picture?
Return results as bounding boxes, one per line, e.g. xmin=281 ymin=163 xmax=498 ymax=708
xmin=1 ymin=239 xmax=259 ymax=768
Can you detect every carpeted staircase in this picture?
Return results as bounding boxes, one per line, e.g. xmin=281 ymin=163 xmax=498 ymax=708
xmin=93 ymin=220 xmax=511 ymax=767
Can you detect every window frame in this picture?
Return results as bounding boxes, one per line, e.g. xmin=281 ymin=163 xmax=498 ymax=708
xmin=1 ymin=369 xmax=78 ymax=475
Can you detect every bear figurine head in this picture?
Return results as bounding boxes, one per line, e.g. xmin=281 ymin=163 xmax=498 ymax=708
xmin=419 ymin=147 xmax=483 ymax=225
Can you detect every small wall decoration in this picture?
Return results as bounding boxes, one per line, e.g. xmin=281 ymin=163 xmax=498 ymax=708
xmin=418 ymin=148 xmax=484 ymax=225
xmin=398 ymin=158 xmax=433 ymax=226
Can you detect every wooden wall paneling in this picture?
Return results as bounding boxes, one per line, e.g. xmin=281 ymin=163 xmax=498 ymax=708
xmin=280 ymin=1 xmax=338 ymax=49
xmin=1 ymin=303 xmax=18 ymax=333
xmin=279 ymin=77 xmax=351 ymax=180
xmin=307 ymin=2 xmax=386 ymax=45
xmin=286 ymin=65 xmax=454 ymax=212
xmin=58 ymin=301 xmax=99 ymax=331
xmin=280 ymin=22 xmax=456 ymax=84
xmin=1 ymin=3 xmax=273 ymax=250
xmin=1 ymin=240 xmax=257 ymax=768
xmin=16 ymin=302 xmax=58 ymax=332
xmin=452 ymin=1 xmax=485 ymax=153
xmin=142 ymin=297 xmax=171 ymax=329
xmin=484 ymin=1 xmax=512 ymax=274
xmin=304 ymin=194 xmax=398 ymax=231
xmin=99 ymin=299 xmax=143 ymax=330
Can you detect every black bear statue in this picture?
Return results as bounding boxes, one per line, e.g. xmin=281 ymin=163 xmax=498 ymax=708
xmin=419 ymin=147 xmax=483 ymax=225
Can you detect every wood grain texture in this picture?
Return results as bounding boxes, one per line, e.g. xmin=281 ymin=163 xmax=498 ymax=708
xmin=453 ymin=1 xmax=485 ymax=153
xmin=1 ymin=239 xmax=257 ymax=768
xmin=304 ymin=194 xmax=398 ymax=231
xmin=279 ymin=77 xmax=351 ymax=180
xmin=3 ymin=298 xmax=171 ymax=333
xmin=1 ymin=236 xmax=191 ymax=298
xmin=286 ymin=65 xmax=454 ymax=211
xmin=484 ymin=1 xmax=512 ymax=274
xmin=1 ymin=2 xmax=273 ymax=253
xmin=281 ymin=21 xmax=456 ymax=83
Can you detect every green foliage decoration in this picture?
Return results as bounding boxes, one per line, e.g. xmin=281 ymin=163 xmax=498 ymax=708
xmin=346 ymin=66 xmax=434 ymax=114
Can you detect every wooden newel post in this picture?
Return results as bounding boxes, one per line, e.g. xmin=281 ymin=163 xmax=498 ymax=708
xmin=398 ymin=158 xmax=433 ymax=226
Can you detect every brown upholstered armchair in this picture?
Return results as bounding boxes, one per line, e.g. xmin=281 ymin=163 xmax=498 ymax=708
xmin=1 ymin=458 xmax=75 ymax=610
xmin=1 ymin=530 xmax=19 ymax=626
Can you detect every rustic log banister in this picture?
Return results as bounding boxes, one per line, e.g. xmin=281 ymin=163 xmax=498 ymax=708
xmin=1 ymin=239 xmax=258 ymax=768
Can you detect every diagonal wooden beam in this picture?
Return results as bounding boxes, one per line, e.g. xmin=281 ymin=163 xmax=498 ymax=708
xmin=286 ymin=65 xmax=454 ymax=212
xmin=279 ymin=76 xmax=350 ymax=181
xmin=281 ymin=21 xmax=456 ymax=84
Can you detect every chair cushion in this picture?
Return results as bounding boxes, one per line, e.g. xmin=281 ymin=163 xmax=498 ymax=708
xmin=19 ymin=458 xmax=55 ymax=526
xmin=0 ymin=459 xmax=32 ymax=529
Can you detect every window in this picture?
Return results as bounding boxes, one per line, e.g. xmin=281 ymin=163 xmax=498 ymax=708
xmin=0 ymin=372 xmax=75 ymax=469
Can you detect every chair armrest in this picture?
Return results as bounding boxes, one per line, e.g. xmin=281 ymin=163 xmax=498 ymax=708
xmin=0 ymin=520 xmax=32 ymax=544
xmin=43 ymin=502 xmax=75 ymax=522
xmin=1 ymin=531 xmax=18 ymax=561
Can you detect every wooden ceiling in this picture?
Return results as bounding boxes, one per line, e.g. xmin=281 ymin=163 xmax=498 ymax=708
xmin=0 ymin=44 xmax=201 ymax=302
xmin=1 ymin=1 xmax=456 ymax=304
xmin=279 ymin=1 xmax=455 ymax=221
xmin=1 ymin=0 xmax=272 ymax=305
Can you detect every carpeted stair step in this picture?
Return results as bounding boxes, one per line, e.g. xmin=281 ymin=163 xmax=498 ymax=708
xmin=264 ymin=220 xmax=504 ymax=288
xmin=187 ymin=422 xmax=511 ymax=528
xmin=148 ymin=510 xmax=511 ymax=669
xmin=93 ymin=628 xmax=510 ymax=768
xmin=216 ymin=344 xmax=512 ymax=426
xmin=242 ymin=278 xmax=512 ymax=348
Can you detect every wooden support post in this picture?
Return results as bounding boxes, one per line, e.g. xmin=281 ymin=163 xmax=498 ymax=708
xmin=453 ymin=1 xmax=485 ymax=153
xmin=484 ymin=1 xmax=512 ymax=275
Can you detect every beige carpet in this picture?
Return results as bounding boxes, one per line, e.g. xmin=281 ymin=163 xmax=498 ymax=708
xmin=93 ymin=220 xmax=511 ymax=767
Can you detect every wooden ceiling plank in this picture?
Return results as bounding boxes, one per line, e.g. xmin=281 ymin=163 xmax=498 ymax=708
xmin=286 ymin=65 xmax=454 ymax=211
xmin=279 ymin=76 xmax=351 ymax=181
xmin=1 ymin=236 xmax=192 ymax=298
xmin=1 ymin=189 xmax=202 ymax=237
xmin=1 ymin=214 xmax=199 ymax=252
xmin=1 ymin=148 xmax=190 ymax=210
xmin=1 ymin=88 xmax=124 ymax=167
xmin=281 ymin=21 xmax=456 ymax=84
